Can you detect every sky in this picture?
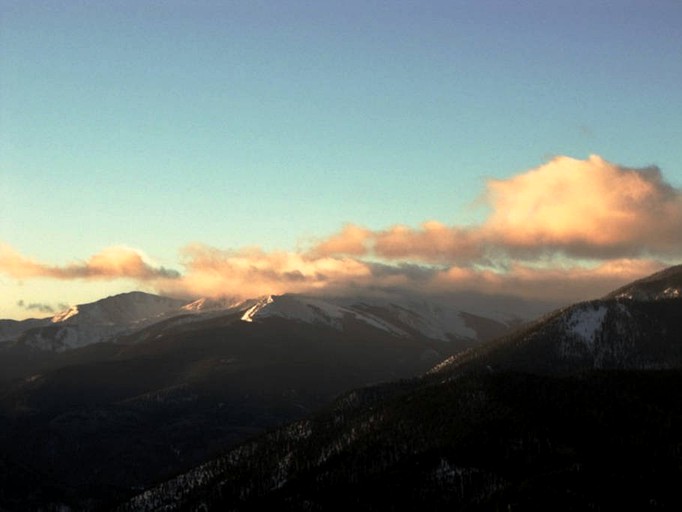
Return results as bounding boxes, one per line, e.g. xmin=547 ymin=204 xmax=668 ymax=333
xmin=1 ymin=1 xmax=682 ymax=319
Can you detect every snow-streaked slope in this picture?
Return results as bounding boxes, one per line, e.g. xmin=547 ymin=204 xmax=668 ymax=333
xmin=240 ymin=295 xmax=407 ymax=336
xmin=236 ymin=294 xmax=517 ymax=342
xmin=181 ymin=296 xmax=246 ymax=313
xmin=2 ymin=291 xmax=531 ymax=352
xmin=350 ymin=299 xmax=478 ymax=341
xmin=12 ymin=292 xmax=188 ymax=352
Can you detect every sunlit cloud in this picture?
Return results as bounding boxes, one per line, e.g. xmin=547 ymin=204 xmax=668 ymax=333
xmin=316 ymin=155 xmax=682 ymax=262
xmin=158 ymin=243 xmax=371 ymax=299
xmin=3 ymin=156 xmax=680 ymax=311
xmin=484 ymin=155 xmax=682 ymax=257
xmin=312 ymin=224 xmax=371 ymax=256
xmin=0 ymin=245 xmax=179 ymax=281
xmin=429 ymin=258 xmax=666 ymax=302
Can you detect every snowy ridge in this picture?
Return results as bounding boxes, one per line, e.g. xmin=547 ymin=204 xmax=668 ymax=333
xmin=239 ymin=295 xmax=408 ymax=336
xmin=2 ymin=291 xmax=531 ymax=352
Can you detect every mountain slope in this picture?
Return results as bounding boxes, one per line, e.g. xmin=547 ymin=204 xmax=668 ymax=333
xmin=0 ymin=294 xmax=507 ymax=510
xmin=6 ymin=292 xmax=188 ymax=352
xmin=124 ymin=265 xmax=682 ymax=511
xmin=1 ymin=292 xmax=527 ymax=355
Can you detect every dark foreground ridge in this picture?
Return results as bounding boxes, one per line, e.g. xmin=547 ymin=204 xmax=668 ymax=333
xmin=123 ymin=265 xmax=682 ymax=511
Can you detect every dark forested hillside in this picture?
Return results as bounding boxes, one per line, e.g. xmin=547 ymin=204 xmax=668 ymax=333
xmin=124 ymin=268 xmax=682 ymax=511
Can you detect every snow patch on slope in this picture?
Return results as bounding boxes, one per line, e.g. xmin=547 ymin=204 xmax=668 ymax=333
xmin=240 ymin=295 xmax=408 ymax=336
xmin=566 ymin=305 xmax=607 ymax=348
xmin=241 ymin=296 xmax=274 ymax=322
xmin=378 ymin=301 xmax=476 ymax=341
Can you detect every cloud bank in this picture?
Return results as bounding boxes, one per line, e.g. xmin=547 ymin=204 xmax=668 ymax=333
xmin=2 ymin=156 xmax=680 ymax=307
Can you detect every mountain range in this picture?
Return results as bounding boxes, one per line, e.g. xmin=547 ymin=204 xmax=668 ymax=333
xmin=121 ymin=265 xmax=682 ymax=512
xmin=0 ymin=289 xmax=530 ymax=510
xmin=1 ymin=265 xmax=681 ymax=510
xmin=1 ymin=291 xmax=528 ymax=355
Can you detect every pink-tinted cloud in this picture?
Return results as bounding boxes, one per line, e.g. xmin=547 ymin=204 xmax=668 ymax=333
xmin=3 ymin=156 xmax=679 ymax=310
xmin=159 ymin=244 xmax=371 ymax=299
xmin=315 ymin=155 xmax=682 ymax=262
xmin=430 ymin=258 xmax=666 ymax=302
xmin=0 ymin=245 xmax=179 ymax=281
xmin=373 ymin=221 xmax=483 ymax=263
xmin=312 ymin=224 xmax=371 ymax=256
xmin=484 ymin=155 xmax=682 ymax=257
xmin=156 ymin=242 xmax=666 ymax=306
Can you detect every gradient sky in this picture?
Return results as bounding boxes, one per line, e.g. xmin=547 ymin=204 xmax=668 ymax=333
xmin=2 ymin=1 xmax=682 ymax=319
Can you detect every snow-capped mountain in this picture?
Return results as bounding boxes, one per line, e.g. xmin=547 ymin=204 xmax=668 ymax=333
xmin=1 ymin=291 xmax=529 ymax=352
xmin=121 ymin=264 xmax=682 ymax=512
xmin=7 ymin=292 xmax=188 ymax=352
xmin=430 ymin=266 xmax=682 ymax=376
xmin=238 ymin=294 xmax=520 ymax=342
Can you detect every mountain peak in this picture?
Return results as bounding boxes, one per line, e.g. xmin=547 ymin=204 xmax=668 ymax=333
xmin=50 ymin=291 xmax=187 ymax=326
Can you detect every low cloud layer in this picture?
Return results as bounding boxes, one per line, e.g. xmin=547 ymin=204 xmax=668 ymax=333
xmin=0 ymin=245 xmax=179 ymax=281
xmin=2 ymin=156 xmax=679 ymax=309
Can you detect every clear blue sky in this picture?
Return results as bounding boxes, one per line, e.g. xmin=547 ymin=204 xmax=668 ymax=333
xmin=1 ymin=1 xmax=682 ymax=317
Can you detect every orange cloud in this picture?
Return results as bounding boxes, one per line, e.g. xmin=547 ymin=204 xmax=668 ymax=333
xmin=3 ymin=156 xmax=679 ymax=311
xmin=431 ymin=258 xmax=666 ymax=302
xmin=314 ymin=155 xmax=682 ymax=262
xmin=0 ymin=244 xmax=179 ymax=281
xmin=159 ymin=244 xmax=371 ymax=299
xmin=373 ymin=221 xmax=482 ymax=263
xmin=484 ymin=155 xmax=682 ymax=257
xmin=312 ymin=224 xmax=371 ymax=256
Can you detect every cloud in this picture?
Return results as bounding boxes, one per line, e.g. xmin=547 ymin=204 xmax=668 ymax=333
xmin=312 ymin=224 xmax=371 ymax=256
xmin=159 ymin=243 xmax=666 ymax=306
xmin=16 ymin=300 xmax=55 ymax=314
xmin=315 ymin=155 xmax=682 ymax=262
xmin=484 ymin=155 xmax=682 ymax=258
xmin=3 ymin=156 xmax=679 ymax=311
xmin=373 ymin=221 xmax=483 ymax=263
xmin=429 ymin=258 xmax=666 ymax=302
xmin=159 ymin=244 xmax=371 ymax=299
xmin=0 ymin=245 xmax=179 ymax=281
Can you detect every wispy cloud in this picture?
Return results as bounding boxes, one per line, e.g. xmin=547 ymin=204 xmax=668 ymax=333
xmin=16 ymin=300 xmax=55 ymax=314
